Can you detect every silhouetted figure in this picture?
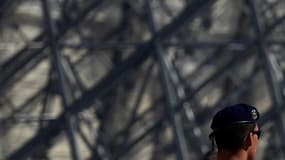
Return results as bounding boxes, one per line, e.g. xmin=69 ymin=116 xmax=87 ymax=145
xmin=209 ymin=104 xmax=261 ymax=160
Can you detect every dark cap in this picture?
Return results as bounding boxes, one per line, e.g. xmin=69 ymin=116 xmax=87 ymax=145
xmin=211 ymin=103 xmax=259 ymax=130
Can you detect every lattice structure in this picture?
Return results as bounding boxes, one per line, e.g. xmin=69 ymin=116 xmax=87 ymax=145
xmin=0 ymin=0 xmax=285 ymax=159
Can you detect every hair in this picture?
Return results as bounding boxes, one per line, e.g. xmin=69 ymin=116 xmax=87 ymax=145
xmin=213 ymin=123 xmax=256 ymax=150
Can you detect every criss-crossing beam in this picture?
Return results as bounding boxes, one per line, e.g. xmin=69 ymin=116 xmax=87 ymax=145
xmin=6 ymin=0 xmax=212 ymax=159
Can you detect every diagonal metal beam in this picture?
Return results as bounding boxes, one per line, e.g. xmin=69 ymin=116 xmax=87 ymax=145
xmin=144 ymin=0 xmax=189 ymax=159
xmin=0 ymin=0 xmax=104 ymax=95
xmin=6 ymin=0 xmax=212 ymax=159
xmin=248 ymin=0 xmax=285 ymax=157
xmin=41 ymin=0 xmax=80 ymax=159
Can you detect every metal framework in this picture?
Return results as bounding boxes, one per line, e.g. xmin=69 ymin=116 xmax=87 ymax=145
xmin=0 ymin=0 xmax=285 ymax=159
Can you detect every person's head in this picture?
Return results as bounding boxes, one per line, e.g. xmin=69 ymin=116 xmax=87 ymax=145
xmin=210 ymin=103 xmax=261 ymax=159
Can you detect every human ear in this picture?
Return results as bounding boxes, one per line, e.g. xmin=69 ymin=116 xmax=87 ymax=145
xmin=243 ymin=134 xmax=253 ymax=150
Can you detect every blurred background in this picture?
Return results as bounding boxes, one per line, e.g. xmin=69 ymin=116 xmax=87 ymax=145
xmin=0 ymin=0 xmax=285 ymax=159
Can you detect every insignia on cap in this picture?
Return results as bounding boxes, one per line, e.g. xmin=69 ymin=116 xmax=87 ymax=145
xmin=251 ymin=109 xmax=258 ymax=120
